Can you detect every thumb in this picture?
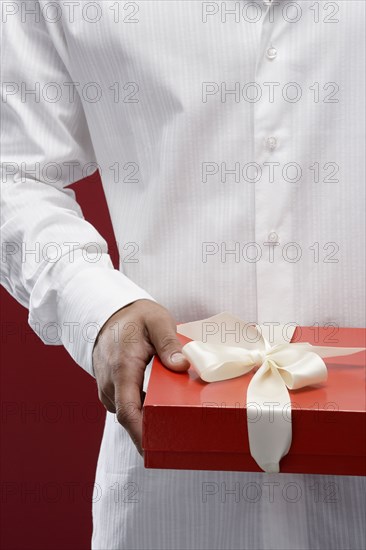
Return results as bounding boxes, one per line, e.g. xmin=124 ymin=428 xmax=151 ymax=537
xmin=146 ymin=315 xmax=190 ymax=372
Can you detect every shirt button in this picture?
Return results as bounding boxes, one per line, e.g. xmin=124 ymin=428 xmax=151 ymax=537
xmin=266 ymin=46 xmax=277 ymax=60
xmin=265 ymin=136 xmax=278 ymax=150
xmin=268 ymin=231 xmax=279 ymax=243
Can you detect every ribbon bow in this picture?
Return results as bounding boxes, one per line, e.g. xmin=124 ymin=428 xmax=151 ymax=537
xmin=177 ymin=313 xmax=364 ymax=473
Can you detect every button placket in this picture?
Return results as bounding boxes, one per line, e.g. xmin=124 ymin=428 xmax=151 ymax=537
xmin=253 ymin=2 xmax=295 ymax=324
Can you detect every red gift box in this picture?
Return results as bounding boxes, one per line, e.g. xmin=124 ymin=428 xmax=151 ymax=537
xmin=143 ymin=326 xmax=366 ymax=475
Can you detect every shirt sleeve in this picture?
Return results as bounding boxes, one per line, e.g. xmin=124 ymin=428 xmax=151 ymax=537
xmin=0 ymin=1 xmax=156 ymax=377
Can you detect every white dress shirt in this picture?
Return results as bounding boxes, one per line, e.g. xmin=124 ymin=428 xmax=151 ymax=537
xmin=1 ymin=1 xmax=365 ymax=549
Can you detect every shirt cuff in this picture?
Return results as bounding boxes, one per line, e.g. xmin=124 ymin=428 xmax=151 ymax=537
xmin=28 ymin=250 xmax=156 ymax=377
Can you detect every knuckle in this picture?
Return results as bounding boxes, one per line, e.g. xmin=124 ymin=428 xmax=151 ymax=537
xmin=104 ymin=353 xmax=125 ymax=377
xmin=115 ymin=401 xmax=139 ymax=427
xmin=93 ymin=347 xmax=122 ymax=376
xmin=158 ymin=334 xmax=179 ymax=354
xmin=109 ymin=360 xmax=124 ymax=378
xmin=115 ymin=407 xmax=130 ymax=426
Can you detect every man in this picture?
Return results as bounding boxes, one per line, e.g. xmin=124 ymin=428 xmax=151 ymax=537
xmin=1 ymin=1 xmax=365 ymax=549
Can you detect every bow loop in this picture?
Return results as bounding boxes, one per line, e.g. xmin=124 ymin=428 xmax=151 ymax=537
xmin=276 ymin=351 xmax=328 ymax=390
xmin=183 ymin=341 xmax=260 ymax=382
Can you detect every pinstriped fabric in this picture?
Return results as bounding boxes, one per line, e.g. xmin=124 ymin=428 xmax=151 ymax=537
xmin=303 ymin=474 xmax=366 ymax=550
xmin=1 ymin=1 xmax=365 ymax=549
xmin=93 ymin=412 xmax=265 ymax=550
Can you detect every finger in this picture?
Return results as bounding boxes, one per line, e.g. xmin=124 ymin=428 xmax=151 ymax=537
xmin=146 ymin=314 xmax=190 ymax=372
xmin=113 ymin=362 xmax=145 ymax=455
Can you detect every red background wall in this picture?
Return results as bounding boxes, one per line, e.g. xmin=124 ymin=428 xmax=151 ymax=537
xmin=1 ymin=172 xmax=116 ymax=550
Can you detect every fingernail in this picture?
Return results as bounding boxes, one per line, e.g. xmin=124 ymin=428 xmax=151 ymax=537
xmin=170 ymin=352 xmax=186 ymax=364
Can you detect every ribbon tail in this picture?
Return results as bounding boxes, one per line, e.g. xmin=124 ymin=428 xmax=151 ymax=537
xmin=246 ymin=361 xmax=292 ymax=473
xmin=309 ymin=345 xmax=365 ymax=359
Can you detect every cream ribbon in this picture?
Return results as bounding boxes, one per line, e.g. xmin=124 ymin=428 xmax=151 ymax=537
xmin=177 ymin=313 xmax=365 ymax=473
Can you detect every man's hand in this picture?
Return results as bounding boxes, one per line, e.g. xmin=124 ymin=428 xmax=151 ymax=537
xmin=92 ymin=299 xmax=190 ymax=455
